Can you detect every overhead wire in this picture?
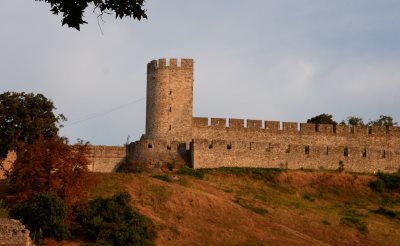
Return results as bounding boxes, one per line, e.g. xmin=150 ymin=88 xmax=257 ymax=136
xmin=64 ymin=97 xmax=145 ymax=127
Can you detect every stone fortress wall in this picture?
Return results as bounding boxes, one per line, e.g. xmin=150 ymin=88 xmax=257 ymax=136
xmin=130 ymin=58 xmax=400 ymax=173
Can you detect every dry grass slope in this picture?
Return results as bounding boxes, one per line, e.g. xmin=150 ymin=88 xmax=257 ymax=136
xmin=92 ymin=169 xmax=400 ymax=246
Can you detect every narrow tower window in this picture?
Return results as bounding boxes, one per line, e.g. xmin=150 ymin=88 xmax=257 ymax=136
xmin=344 ymin=147 xmax=349 ymax=157
xmin=286 ymin=145 xmax=290 ymax=153
xmin=305 ymin=145 xmax=310 ymax=155
xmin=362 ymin=148 xmax=367 ymax=158
xmin=169 ymin=107 xmax=172 ymax=112
xmin=169 ymin=125 xmax=172 ymax=131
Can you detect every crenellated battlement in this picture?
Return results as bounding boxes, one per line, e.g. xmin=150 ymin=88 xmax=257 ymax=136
xmin=192 ymin=117 xmax=400 ymax=136
xmin=147 ymin=58 xmax=194 ymax=73
xmin=193 ymin=138 xmax=396 ymax=156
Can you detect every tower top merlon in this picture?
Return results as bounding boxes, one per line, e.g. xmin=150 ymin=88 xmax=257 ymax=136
xmin=147 ymin=58 xmax=194 ymax=73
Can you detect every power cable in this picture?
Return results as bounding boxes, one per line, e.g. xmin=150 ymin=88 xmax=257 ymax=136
xmin=64 ymin=97 xmax=145 ymax=127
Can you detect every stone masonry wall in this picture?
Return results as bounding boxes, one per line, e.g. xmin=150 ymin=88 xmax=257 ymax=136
xmin=86 ymin=145 xmax=127 ymax=172
xmin=128 ymin=139 xmax=190 ymax=167
xmin=0 ymin=151 xmax=16 ymax=179
xmin=0 ymin=218 xmax=33 ymax=245
xmin=191 ymin=117 xmax=400 ymax=173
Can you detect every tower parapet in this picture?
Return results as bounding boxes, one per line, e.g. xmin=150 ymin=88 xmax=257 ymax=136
xmin=147 ymin=58 xmax=194 ymax=72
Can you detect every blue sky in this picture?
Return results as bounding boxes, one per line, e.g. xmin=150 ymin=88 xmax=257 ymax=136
xmin=1 ymin=1 xmax=400 ymax=145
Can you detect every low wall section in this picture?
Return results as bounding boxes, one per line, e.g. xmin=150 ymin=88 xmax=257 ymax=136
xmin=86 ymin=146 xmax=127 ymax=172
xmin=1 ymin=146 xmax=127 ymax=175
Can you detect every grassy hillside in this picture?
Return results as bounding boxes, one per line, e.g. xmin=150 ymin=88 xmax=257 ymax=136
xmin=92 ymin=168 xmax=400 ymax=246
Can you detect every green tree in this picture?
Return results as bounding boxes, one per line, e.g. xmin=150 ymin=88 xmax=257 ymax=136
xmin=0 ymin=92 xmax=95 ymax=205
xmin=368 ymin=115 xmax=397 ymax=127
xmin=345 ymin=116 xmax=364 ymax=126
xmin=307 ymin=113 xmax=337 ymax=125
xmin=0 ymin=91 xmax=65 ymax=167
xmin=10 ymin=193 xmax=70 ymax=242
xmin=35 ymin=0 xmax=147 ymax=30
xmin=78 ymin=192 xmax=156 ymax=246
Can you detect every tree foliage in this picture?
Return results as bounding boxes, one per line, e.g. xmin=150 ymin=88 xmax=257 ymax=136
xmin=368 ymin=115 xmax=397 ymax=127
xmin=0 ymin=91 xmax=65 ymax=163
xmin=341 ymin=116 xmax=365 ymax=126
xmin=306 ymin=113 xmax=337 ymax=125
xmin=10 ymin=136 xmax=96 ymax=206
xmin=78 ymin=192 xmax=156 ymax=246
xmin=35 ymin=0 xmax=147 ymax=30
xmin=10 ymin=193 xmax=70 ymax=242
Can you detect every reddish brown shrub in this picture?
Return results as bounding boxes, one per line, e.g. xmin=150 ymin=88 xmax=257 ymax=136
xmin=9 ymin=136 xmax=97 ymax=206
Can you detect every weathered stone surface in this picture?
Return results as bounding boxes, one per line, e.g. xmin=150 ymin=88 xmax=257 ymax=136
xmin=86 ymin=145 xmax=127 ymax=172
xmin=0 ymin=152 xmax=15 ymax=179
xmin=0 ymin=218 xmax=33 ymax=246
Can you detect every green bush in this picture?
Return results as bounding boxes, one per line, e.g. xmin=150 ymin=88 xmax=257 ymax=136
xmin=338 ymin=160 xmax=345 ymax=172
xmin=10 ymin=193 xmax=70 ymax=242
xmin=370 ymin=172 xmax=400 ymax=193
xmin=78 ymin=191 xmax=156 ymax=246
xmin=0 ymin=200 xmax=9 ymax=218
xmin=302 ymin=192 xmax=316 ymax=202
xmin=377 ymin=172 xmax=400 ymax=191
xmin=177 ymin=166 xmax=208 ymax=179
xmin=216 ymin=167 xmax=283 ymax=182
xmin=322 ymin=219 xmax=330 ymax=225
xmin=340 ymin=216 xmax=368 ymax=234
xmin=152 ymin=175 xmax=172 ymax=183
xmin=167 ymin=162 xmax=175 ymax=171
xmin=340 ymin=209 xmax=368 ymax=234
xmin=370 ymin=179 xmax=384 ymax=193
xmin=233 ymin=198 xmax=268 ymax=215
xmin=371 ymin=207 xmax=397 ymax=219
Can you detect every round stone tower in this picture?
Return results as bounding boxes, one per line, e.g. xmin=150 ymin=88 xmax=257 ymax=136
xmin=145 ymin=58 xmax=194 ymax=143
